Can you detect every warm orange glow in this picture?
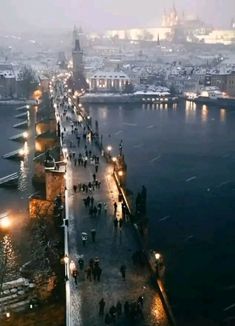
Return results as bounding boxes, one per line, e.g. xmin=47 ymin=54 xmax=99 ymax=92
xmin=69 ymin=260 xmax=76 ymax=272
xmin=118 ymin=170 xmax=124 ymax=177
xmin=64 ymin=255 xmax=69 ymax=264
xmin=33 ymin=89 xmax=42 ymax=100
xmin=0 ymin=216 xmax=11 ymax=229
xmin=151 ymin=295 xmax=167 ymax=323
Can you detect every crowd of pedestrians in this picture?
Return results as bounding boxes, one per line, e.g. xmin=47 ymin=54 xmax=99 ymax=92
xmin=53 ymin=83 xmax=154 ymax=326
xmin=99 ymin=296 xmax=145 ymax=324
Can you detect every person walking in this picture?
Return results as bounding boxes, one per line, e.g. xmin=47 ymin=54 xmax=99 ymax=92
xmin=124 ymin=301 xmax=130 ymax=317
xmin=119 ymin=218 xmax=123 ymax=229
xmin=96 ymin=266 xmax=102 ymax=282
xmin=113 ymin=218 xmax=118 ymax=230
xmin=103 ymin=202 xmax=107 ymax=215
xmin=81 ymin=232 xmax=88 ymax=246
xmin=113 ymin=202 xmax=117 ymax=215
xmin=85 ymin=266 xmax=92 ymax=281
xmin=91 ymin=228 xmax=96 ymax=242
xmin=104 ymin=313 xmax=111 ymax=325
xmin=116 ymin=301 xmax=122 ymax=316
xmin=137 ymin=295 xmax=144 ymax=309
xmin=109 ymin=305 xmax=117 ymax=322
xmin=97 ymin=202 xmax=102 ymax=215
xmin=72 ymin=269 xmax=78 ymax=285
xmin=78 ymin=256 xmax=84 ymax=270
xmin=120 ymin=264 xmax=126 ymax=280
xmin=99 ymin=298 xmax=105 ymax=316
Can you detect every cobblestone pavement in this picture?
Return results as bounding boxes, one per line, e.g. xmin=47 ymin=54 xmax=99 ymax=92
xmin=59 ymin=101 xmax=170 ymax=326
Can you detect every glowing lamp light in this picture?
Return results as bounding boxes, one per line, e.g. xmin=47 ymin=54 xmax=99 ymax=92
xmin=112 ymin=157 xmax=117 ymax=162
xmin=29 ymin=304 xmax=33 ymax=309
xmin=19 ymin=148 xmax=25 ymax=156
xmin=155 ymin=253 xmax=161 ymax=260
xmin=23 ymin=131 xmax=28 ymax=139
xmin=0 ymin=215 xmax=11 ymax=229
xmin=6 ymin=312 xmax=10 ymax=318
xmin=107 ymin=146 xmax=112 ymax=152
xmin=118 ymin=170 xmax=124 ymax=177
xmin=64 ymin=255 xmax=69 ymax=264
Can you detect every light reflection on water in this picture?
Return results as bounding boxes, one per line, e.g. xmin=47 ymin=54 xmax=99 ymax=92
xmin=0 ymin=234 xmax=19 ymax=282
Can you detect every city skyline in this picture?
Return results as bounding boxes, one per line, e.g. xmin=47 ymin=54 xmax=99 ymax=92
xmin=0 ymin=0 xmax=234 ymax=33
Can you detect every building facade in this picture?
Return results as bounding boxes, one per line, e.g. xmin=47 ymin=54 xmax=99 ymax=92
xmin=208 ymin=72 xmax=235 ymax=97
xmin=87 ymin=71 xmax=130 ymax=92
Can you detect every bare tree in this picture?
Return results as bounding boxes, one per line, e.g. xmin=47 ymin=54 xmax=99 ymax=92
xmin=18 ymin=65 xmax=38 ymax=99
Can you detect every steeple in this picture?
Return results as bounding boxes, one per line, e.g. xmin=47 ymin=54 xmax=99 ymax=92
xmin=73 ymin=25 xmax=78 ymax=48
xmin=74 ymin=39 xmax=81 ymax=52
xmin=157 ymin=34 xmax=160 ymax=46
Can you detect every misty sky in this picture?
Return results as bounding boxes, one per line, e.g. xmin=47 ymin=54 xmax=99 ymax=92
xmin=0 ymin=0 xmax=234 ymax=32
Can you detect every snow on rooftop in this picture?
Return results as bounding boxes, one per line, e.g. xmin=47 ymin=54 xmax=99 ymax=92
xmin=90 ymin=71 xmax=130 ymax=79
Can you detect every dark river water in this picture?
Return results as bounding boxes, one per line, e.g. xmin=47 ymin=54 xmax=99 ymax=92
xmin=1 ymin=101 xmax=235 ymax=324
xmin=84 ymin=101 xmax=235 ymax=324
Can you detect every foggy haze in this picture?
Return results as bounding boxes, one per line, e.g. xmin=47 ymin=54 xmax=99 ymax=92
xmin=0 ymin=0 xmax=234 ymax=33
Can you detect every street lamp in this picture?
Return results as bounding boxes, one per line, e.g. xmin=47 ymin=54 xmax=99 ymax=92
xmin=107 ymin=145 xmax=112 ymax=161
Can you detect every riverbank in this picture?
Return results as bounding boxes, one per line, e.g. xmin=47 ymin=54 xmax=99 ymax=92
xmin=182 ymin=96 xmax=235 ymax=108
xmin=80 ymin=92 xmax=178 ymax=104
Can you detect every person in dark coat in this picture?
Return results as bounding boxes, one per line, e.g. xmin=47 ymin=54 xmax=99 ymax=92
xmin=72 ymin=269 xmax=78 ymax=284
xmin=113 ymin=202 xmax=117 ymax=215
xmin=104 ymin=313 xmax=111 ymax=325
xmin=91 ymin=228 xmax=96 ymax=242
xmin=96 ymin=266 xmax=102 ymax=281
xmin=124 ymin=301 xmax=129 ymax=316
xmin=116 ymin=301 xmax=122 ymax=316
xmin=85 ymin=266 xmax=92 ymax=281
xmin=119 ymin=218 xmax=123 ymax=229
xmin=137 ymin=295 xmax=144 ymax=309
xmin=109 ymin=305 xmax=117 ymax=320
xmin=120 ymin=264 xmax=126 ymax=280
xmin=113 ymin=218 xmax=118 ymax=229
xmin=99 ymin=298 xmax=105 ymax=316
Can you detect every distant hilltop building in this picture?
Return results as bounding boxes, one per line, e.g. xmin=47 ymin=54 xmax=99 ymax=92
xmin=102 ymin=5 xmax=235 ymax=45
xmin=161 ymin=5 xmax=179 ymax=27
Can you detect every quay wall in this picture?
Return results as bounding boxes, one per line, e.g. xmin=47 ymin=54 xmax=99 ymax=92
xmin=80 ymin=94 xmax=177 ymax=105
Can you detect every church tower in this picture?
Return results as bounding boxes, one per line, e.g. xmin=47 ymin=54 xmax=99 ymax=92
xmin=72 ymin=36 xmax=83 ymax=79
xmin=71 ymin=28 xmax=88 ymax=91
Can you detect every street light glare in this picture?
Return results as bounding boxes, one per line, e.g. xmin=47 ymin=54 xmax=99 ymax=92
xmin=64 ymin=255 xmax=69 ymax=264
xmin=107 ymin=146 xmax=112 ymax=152
xmin=155 ymin=252 xmax=161 ymax=260
xmin=23 ymin=131 xmax=28 ymax=139
xmin=0 ymin=216 xmax=11 ymax=229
